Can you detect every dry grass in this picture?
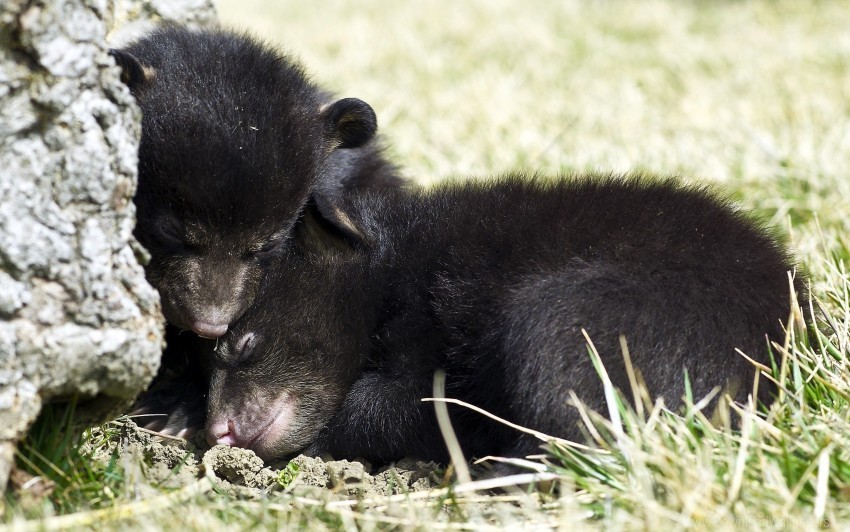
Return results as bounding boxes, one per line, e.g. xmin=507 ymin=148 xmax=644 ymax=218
xmin=6 ymin=0 xmax=850 ymax=529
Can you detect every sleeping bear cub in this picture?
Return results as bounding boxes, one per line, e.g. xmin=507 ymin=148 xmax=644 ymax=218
xmin=206 ymin=175 xmax=800 ymax=466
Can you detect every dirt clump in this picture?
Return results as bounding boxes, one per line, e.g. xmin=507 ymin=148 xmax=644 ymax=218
xmin=202 ymin=445 xmax=279 ymax=496
xmin=288 ymin=455 xmax=444 ymax=498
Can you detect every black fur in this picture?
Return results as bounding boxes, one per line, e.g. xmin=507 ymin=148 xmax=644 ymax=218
xmin=113 ymin=26 xmax=404 ymax=436
xmin=206 ymin=174 xmax=801 ymax=464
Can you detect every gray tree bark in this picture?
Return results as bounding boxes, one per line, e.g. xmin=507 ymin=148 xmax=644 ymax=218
xmin=0 ymin=0 xmax=216 ymax=493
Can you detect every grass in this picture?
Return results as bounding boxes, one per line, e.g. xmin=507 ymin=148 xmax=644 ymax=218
xmin=6 ymin=0 xmax=850 ymax=528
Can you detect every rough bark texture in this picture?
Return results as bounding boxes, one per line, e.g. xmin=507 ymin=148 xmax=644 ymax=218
xmin=0 ymin=0 xmax=216 ymax=492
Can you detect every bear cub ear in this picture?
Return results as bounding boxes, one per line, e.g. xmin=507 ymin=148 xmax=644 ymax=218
xmin=311 ymin=191 xmax=368 ymax=245
xmin=109 ymin=49 xmax=154 ymax=93
xmin=321 ymin=98 xmax=377 ymax=150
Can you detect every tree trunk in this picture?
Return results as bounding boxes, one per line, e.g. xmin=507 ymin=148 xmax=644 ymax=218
xmin=0 ymin=0 xmax=216 ymax=493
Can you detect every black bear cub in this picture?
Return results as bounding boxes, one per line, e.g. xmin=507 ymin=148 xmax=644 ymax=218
xmin=110 ymin=26 xmax=402 ymax=436
xmin=205 ymin=175 xmax=800 ymax=465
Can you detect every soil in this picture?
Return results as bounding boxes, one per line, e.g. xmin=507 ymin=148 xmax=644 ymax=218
xmin=81 ymin=419 xmax=448 ymax=499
